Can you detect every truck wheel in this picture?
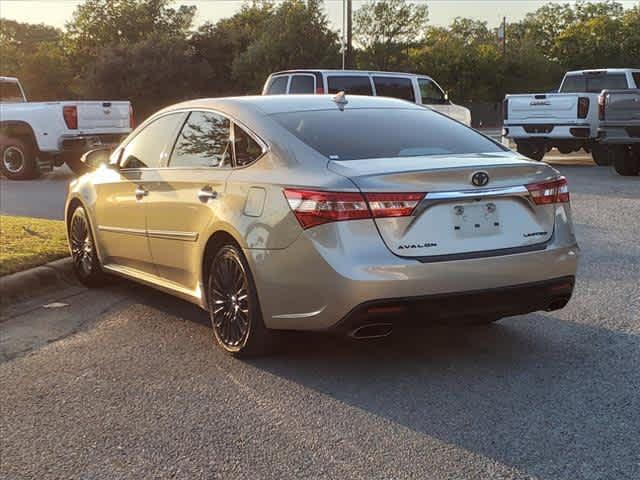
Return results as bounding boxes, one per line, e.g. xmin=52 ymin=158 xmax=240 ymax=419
xmin=0 ymin=138 xmax=40 ymax=180
xmin=612 ymin=146 xmax=639 ymax=176
xmin=517 ymin=142 xmax=545 ymax=161
xmin=591 ymin=145 xmax=611 ymax=166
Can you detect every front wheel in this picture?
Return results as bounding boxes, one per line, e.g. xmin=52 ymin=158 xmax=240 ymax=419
xmin=0 ymin=138 xmax=40 ymax=180
xmin=517 ymin=142 xmax=545 ymax=161
xmin=206 ymin=244 xmax=276 ymax=356
xmin=69 ymin=206 xmax=108 ymax=287
xmin=612 ymin=145 xmax=640 ymax=176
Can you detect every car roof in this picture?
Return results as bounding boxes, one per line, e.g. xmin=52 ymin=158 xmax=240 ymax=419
xmin=165 ymin=94 xmax=424 ymax=116
xmin=270 ymin=69 xmax=431 ymax=79
xmin=0 ymin=76 xmax=20 ymax=82
xmin=566 ymin=68 xmax=640 ymax=75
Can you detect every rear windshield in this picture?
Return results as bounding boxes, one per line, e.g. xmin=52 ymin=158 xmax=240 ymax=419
xmin=272 ymin=108 xmax=505 ymax=161
xmin=560 ymin=73 xmax=629 ymax=93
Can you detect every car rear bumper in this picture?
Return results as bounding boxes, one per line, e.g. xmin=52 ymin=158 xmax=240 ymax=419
xmin=247 ymin=218 xmax=579 ymax=331
xmin=504 ymin=124 xmax=595 ymax=141
xmin=597 ymin=126 xmax=640 ymax=144
xmin=58 ymin=133 xmax=129 ymax=152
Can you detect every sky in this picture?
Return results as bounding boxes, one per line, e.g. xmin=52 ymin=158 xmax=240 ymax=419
xmin=1 ymin=0 xmax=638 ymax=33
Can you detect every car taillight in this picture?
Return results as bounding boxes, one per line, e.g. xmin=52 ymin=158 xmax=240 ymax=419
xmin=129 ymin=104 xmax=135 ymax=129
xmin=526 ymin=177 xmax=570 ymax=205
xmin=315 ymin=86 xmax=325 ymax=94
xmin=577 ymin=97 xmax=589 ymax=119
xmin=598 ymin=94 xmax=605 ymax=121
xmin=503 ymin=98 xmax=509 ymax=120
xmin=283 ymin=189 xmax=424 ymax=229
xmin=63 ymin=106 xmax=78 ymax=129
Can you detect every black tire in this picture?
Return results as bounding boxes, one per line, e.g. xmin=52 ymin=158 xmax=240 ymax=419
xmin=0 ymin=137 xmax=40 ymax=180
xmin=612 ymin=145 xmax=640 ymax=176
xmin=68 ymin=206 xmax=108 ymax=287
xmin=591 ymin=145 xmax=611 ymax=166
xmin=517 ymin=142 xmax=545 ymax=161
xmin=206 ymin=244 xmax=276 ymax=356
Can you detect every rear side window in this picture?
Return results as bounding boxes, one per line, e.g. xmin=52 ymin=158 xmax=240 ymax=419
xmin=633 ymin=72 xmax=640 ymax=88
xmin=170 ymin=111 xmax=232 ymax=168
xmin=121 ymin=113 xmax=184 ymax=169
xmin=233 ymin=124 xmax=263 ymax=167
xmin=0 ymin=81 xmax=24 ymax=103
xmin=266 ymin=76 xmax=288 ymax=95
xmin=327 ymin=76 xmax=373 ymax=95
xmin=373 ymin=76 xmax=414 ymax=102
xmin=289 ymin=75 xmax=315 ymax=94
xmin=272 ymin=108 xmax=505 ymax=161
xmin=560 ymin=73 xmax=629 ymax=93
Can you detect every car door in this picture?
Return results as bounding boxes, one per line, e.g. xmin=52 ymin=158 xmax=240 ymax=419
xmin=93 ymin=112 xmax=185 ymax=274
xmin=144 ymin=110 xmax=233 ymax=291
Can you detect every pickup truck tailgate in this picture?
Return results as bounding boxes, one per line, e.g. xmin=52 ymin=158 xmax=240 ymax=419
xmin=508 ymin=94 xmax=578 ymax=122
xmin=74 ymin=101 xmax=130 ymax=130
xmin=603 ymin=90 xmax=640 ymax=122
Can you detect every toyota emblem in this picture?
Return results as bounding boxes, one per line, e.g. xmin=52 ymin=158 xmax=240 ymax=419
xmin=471 ymin=171 xmax=490 ymax=187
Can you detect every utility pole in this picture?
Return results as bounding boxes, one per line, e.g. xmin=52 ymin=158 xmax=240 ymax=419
xmin=346 ymin=0 xmax=353 ymax=69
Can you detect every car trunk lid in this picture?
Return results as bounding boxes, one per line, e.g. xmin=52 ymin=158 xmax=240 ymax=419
xmin=328 ymin=153 xmax=558 ymax=259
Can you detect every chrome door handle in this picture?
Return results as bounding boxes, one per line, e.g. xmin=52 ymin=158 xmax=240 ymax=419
xmin=135 ymin=186 xmax=148 ymax=200
xmin=198 ymin=187 xmax=218 ymax=202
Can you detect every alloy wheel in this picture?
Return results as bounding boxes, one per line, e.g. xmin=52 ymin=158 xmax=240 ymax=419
xmin=209 ymin=248 xmax=251 ymax=350
xmin=2 ymin=146 xmax=25 ymax=173
xmin=70 ymin=211 xmax=94 ymax=276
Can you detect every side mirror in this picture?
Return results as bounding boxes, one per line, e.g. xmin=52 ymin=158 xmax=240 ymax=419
xmin=80 ymin=147 xmax=115 ymax=170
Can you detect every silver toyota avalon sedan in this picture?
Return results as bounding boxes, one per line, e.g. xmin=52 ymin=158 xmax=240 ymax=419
xmin=65 ymin=94 xmax=579 ymax=356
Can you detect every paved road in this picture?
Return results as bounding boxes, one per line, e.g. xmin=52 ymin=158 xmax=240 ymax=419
xmin=1 ymin=166 xmax=639 ymax=480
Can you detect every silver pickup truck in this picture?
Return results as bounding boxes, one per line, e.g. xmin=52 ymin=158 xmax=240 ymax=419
xmin=598 ymin=89 xmax=640 ymax=176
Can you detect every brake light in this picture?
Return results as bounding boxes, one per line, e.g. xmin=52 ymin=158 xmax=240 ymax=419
xmin=598 ymin=94 xmax=605 ymax=121
xmin=577 ymin=97 xmax=590 ymax=119
xmin=283 ymin=189 xmax=424 ymax=229
xmin=63 ymin=105 xmax=78 ymax=129
xmin=129 ymin=104 xmax=135 ymax=129
xmin=526 ymin=177 xmax=569 ymax=205
xmin=315 ymin=86 xmax=325 ymax=94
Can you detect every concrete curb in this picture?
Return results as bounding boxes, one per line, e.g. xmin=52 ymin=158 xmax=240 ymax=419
xmin=0 ymin=257 xmax=76 ymax=306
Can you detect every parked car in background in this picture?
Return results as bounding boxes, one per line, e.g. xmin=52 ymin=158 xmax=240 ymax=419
xmin=262 ymin=69 xmax=472 ymax=125
xmin=0 ymin=76 xmax=133 ymax=180
xmin=66 ymin=94 xmax=578 ymax=356
xmin=503 ymin=68 xmax=640 ymax=163
xmin=597 ymin=88 xmax=640 ymax=176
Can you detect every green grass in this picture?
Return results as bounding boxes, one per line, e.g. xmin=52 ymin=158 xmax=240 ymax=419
xmin=0 ymin=215 xmax=69 ymax=276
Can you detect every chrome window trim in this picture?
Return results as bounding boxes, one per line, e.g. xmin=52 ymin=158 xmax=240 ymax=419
xmin=98 ymin=225 xmax=198 ymax=242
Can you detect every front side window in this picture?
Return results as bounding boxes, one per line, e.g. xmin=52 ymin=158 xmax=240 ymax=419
xmin=327 ymin=76 xmax=373 ymax=95
xmin=418 ymin=78 xmax=446 ymax=105
xmin=373 ymin=76 xmax=414 ymax=102
xmin=120 ymin=113 xmax=184 ymax=169
xmin=233 ymin=124 xmax=263 ymax=167
xmin=266 ymin=76 xmax=288 ymax=95
xmin=560 ymin=73 xmax=629 ymax=93
xmin=272 ymin=107 xmax=505 ymax=161
xmin=170 ymin=111 xmax=231 ymax=168
xmin=289 ymin=75 xmax=315 ymax=94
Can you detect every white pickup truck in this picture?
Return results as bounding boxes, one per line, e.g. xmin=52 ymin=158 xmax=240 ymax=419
xmin=0 ymin=76 xmax=133 ymax=180
xmin=503 ymin=69 xmax=640 ymax=163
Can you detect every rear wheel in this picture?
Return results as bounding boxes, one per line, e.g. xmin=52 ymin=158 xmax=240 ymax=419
xmin=591 ymin=145 xmax=611 ymax=166
xmin=517 ymin=142 xmax=545 ymax=161
xmin=612 ymin=145 xmax=639 ymax=176
xmin=207 ymin=244 xmax=276 ymax=356
xmin=0 ymin=137 xmax=40 ymax=180
xmin=69 ymin=206 xmax=108 ymax=286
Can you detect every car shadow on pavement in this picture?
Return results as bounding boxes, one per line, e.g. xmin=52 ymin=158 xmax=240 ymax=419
xmin=246 ymin=315 xmax=639 ymax=480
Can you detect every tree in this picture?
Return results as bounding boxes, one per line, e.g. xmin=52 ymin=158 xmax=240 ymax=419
xmin=354 ymin=0 xmax=428 ymax=70
xmin=232 ymin=0 xmax=339 ymax=91
xmin=64 ymin=0 xmax=196 ymax=64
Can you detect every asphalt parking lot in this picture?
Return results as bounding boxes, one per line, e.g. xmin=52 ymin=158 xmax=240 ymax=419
xmin=1 ymin=163 xmax=639 ymax=479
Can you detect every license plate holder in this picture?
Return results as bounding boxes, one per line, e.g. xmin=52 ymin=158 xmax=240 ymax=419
xmin=453 ymin=202 xmax=501 ymax=237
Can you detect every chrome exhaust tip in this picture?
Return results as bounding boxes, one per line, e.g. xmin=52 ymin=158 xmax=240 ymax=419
xmin=348 ymin=323 xmax=393 ymax=340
